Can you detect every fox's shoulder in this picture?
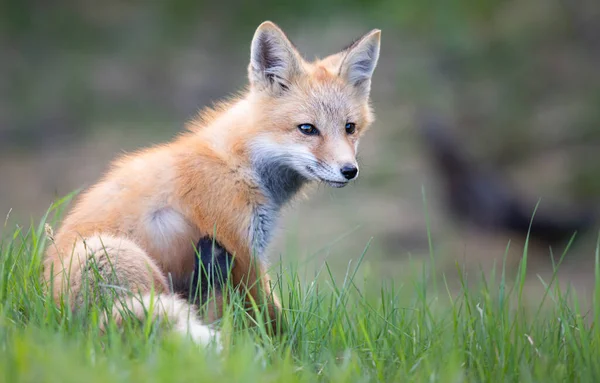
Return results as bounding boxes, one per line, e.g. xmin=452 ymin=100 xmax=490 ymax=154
xmin=185 ymin=92 xmax=250 ymax=133
xmin=99 ymin=144 xmax=176 ymax=182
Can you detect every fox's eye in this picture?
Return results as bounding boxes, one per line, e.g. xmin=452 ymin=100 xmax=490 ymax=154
xmin=298 ymin=123 xmax=319 ymax=136
xmin=345 ymin=123 xmax=356 ymax=134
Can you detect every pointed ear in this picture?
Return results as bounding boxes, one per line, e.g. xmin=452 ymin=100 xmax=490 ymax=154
xmin=338 ymin=29 xmax=381 ymax=96
xmin=248 ymin=21 xmax=303 ymax=93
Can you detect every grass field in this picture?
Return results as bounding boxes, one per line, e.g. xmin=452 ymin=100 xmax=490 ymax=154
xmin=1 ymin=201 xmax=599 ymax=383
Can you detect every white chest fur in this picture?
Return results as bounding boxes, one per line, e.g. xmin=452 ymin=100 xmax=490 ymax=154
xmin=248 ymin=203 xmax=279 ymax=261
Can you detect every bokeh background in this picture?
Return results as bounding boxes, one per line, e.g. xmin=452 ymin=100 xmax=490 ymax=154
xmin=1 ymin=0 xmax=599 ymax=301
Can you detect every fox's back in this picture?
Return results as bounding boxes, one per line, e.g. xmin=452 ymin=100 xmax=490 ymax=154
xmin=50 ymin=146 xmax=201 ymax=279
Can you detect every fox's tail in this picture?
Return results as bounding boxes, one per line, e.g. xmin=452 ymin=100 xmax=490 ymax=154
xmin=45 ymin=234 xmax=221 ymax=348
xmin=107 ymin=292 xmax=221 ymax=348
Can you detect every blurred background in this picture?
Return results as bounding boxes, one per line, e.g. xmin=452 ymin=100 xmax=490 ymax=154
xmin=1 ymin=0 xmax=599 ymax=300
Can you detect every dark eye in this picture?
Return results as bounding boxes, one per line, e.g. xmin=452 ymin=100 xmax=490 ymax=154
xmin=345 ymin=122 xmax=356 ymax=134
xmin=298 ymin=123 xmax=319 ymax=136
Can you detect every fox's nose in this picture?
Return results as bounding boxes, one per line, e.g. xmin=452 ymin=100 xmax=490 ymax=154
xmin=340 ymin=164 xmax=358 ymax=180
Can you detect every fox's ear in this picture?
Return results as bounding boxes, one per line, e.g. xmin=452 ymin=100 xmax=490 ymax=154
xmin=249 ymin=21 xmax=303 ymax=93
xmin=338 ymin=29 xmax=381 ymax=97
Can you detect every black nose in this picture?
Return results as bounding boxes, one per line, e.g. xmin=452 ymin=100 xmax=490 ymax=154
xmin=340 ymin=164 xmax=358 ymax=180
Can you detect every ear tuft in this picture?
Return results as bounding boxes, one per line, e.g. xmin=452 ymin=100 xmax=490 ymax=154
xmin=339 ymin=29 xmax=381 ymax=96
xmin=249 ymin=21 xmax=302 ymax=93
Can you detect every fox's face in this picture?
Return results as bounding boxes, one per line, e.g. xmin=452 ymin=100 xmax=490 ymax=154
xmin=247 ymin=22 xmax=380 ymax=189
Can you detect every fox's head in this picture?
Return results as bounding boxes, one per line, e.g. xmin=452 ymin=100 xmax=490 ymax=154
xmin=246 ymin=21 xmax=380 ymax=195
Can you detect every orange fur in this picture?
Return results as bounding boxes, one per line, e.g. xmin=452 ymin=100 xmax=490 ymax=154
xmin=43 ymin=21 xmax=381 ymax=342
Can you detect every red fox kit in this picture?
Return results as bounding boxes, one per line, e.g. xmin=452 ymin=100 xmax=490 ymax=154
xmin=44 ymin=21 xmax=381 ymax=346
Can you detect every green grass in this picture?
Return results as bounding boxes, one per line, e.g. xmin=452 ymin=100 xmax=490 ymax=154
xmin=0 ymin=203 xmax=599 ymax=382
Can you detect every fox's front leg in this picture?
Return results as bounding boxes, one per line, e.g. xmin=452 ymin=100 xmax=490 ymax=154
xmin=192 ymin=237 xmax=282 ymax=333
xmin=231 ymin=256 xmax=283 ymax=334
xmin=258 ymin=269 xmax=283 ymax=332
xmin=189 ymin=237 xmax=233 ymax=322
